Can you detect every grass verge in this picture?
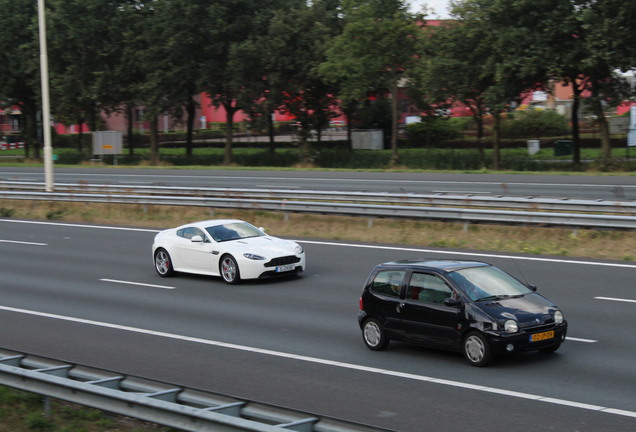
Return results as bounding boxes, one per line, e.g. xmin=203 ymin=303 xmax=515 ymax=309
xmin=1 ymin=199 xmax=635 ymax=261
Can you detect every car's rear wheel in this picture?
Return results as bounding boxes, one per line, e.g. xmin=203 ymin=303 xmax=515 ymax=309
xmin=220 ymin=255 xmax=240 ymax=284
xmin=154 ymin=248 xmax=174 ymax=277
xmin=362 ymin=318 xmax=389 ymax=351
xmin=463 ymin=331 xmax=493 ymax=367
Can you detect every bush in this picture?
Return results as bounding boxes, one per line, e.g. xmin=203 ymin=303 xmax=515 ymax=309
xmin=501 ymin=110 xmax=569 ymax=139
xmin=405 ymin=117 xmax=462 ymax=147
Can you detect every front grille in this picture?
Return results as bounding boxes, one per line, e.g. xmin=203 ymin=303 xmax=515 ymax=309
xmin=520 ymin=322 xmax=556 ymax=332
xmin=264 ymin=255 xmax=300 ymax=267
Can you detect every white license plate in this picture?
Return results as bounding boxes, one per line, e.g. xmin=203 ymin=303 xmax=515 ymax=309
xmin=276 ymin=264 xmax=295 ymax=272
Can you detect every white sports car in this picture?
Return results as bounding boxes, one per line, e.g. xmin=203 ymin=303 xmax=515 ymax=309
xmin=152 ymin=219 xmax=305 ymax=284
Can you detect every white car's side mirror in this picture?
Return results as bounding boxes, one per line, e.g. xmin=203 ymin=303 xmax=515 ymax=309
xmin=191 ymin=235 xmax=203 ymax=243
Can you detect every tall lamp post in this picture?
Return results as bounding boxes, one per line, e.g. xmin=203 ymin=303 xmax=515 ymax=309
xmin=37 ymin=0 xmax=54 ymax=192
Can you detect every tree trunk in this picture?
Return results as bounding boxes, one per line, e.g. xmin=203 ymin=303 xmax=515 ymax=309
xmin=149 ymin=115 xmax=159 ymax=165
xmin=594 ymin=99 xmax=612 ymax=160
xmin=268 ymin=110 xmax=276 ymax=154
xmin=223 ymin=103 xmax=236 ymax=165
xmin=77 ymin=115 xmax=84 ymax=152
xmin=570 ymin=76 xmax=584 ymax=167
xmin=126 ymin=104 xmax=135 ymax=157
xmin=185 ymin=98 xmax=196 ymax=158
xmin=390 ymin=83 xmax=399 ymax=167
xmin=20 ymin=99 xmax=38 ymax=159
xmin=571 ymin=93 xmax=581 ymax=167
xmin=492 ymin=112 xmax=501 ymax=170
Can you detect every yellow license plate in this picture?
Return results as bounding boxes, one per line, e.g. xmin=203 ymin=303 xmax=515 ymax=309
xmin=530 ymin=330 xmax=554 ymax=342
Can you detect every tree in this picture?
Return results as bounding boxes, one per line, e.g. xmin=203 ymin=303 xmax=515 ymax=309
xmin=262 ymin=0 xmax=342 ymax=162
xmin=455 ymin=0 xmax=636 ymax=167
xmin=0 ymin=0 xmax=41 ymax=158
xmin=320 ymin=0 xmax=422 ymax=166
xmin=47 ymin=0 xmax=134 ymax=152
xmin=200 ymin=0 xmax=289 ymax=165
xmin=139 ymin=0 xmax=213 ymax=158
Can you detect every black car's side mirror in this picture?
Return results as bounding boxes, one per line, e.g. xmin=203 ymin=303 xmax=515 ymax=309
xmin=444 ymin=297 xmax=461 ymax=307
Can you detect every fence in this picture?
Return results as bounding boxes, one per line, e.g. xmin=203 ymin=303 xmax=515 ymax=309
xmin=1 ymin=181 xmax=635 ymax=230
xmin=0 ymin=348 xmax=393 ymax=432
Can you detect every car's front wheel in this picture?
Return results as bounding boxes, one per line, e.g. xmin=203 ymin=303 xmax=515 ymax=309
xmin=154 ymin=248 xmax=174 ymax=277
xmin=463 ymin=331 xmax=493 ymax=367
xmin=362 ymin=318 xmax=389 ymax=351
xmin=220 ymin=255 xmax=240 ymax=284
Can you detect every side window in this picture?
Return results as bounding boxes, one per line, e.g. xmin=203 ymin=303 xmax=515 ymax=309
xmin=178 ymin=227 xmax=208 ymax=241
xmin=370 ymin=270 xmax=406 ymax=298
xmin=407 ymin=273 xmax=453 ymax=304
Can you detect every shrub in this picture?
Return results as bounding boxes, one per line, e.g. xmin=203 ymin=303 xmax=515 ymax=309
xmin=405 ymin=117 xmax=462 ymax=147
xmin=501 ymin=110 xmax=569 ymax=139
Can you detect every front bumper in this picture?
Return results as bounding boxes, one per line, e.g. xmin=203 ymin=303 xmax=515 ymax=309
xmin=485 ymin=322 xmax=568 ymax=354
xmin=238 ymin=253 xmax=306 ymax=280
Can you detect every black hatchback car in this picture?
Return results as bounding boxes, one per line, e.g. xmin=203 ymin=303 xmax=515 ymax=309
xmin=358 ymin=259 xmax=567 ymax=366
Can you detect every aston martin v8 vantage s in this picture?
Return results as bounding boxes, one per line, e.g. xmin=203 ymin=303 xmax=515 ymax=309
xmin=152 ymin=219 xmax=305 ymax=284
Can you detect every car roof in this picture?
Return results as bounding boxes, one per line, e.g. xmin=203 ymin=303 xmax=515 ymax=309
xmin=177 ymin=219 xmax=247 ymax=230
xmin=375 ymin=259 xmax=490 ymax=272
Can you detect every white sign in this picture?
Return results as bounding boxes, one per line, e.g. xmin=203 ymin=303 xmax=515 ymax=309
xmin=630 ymin=106 xmax=636 ymax=147
xmin=532 ymin=91 xmax=548 ymax=102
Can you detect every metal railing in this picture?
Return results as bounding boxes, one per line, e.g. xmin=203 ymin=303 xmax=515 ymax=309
xmin=0 ymin=348 xmax=393 ymax=432
xmin=1 ymin=181 xmax=635 ymax=229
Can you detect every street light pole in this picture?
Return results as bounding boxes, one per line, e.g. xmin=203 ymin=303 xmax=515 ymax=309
xmin=37 ymin=0 xmax=54 ymax=192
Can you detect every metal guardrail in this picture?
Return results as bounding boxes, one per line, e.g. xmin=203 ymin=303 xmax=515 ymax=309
xmin=0 ymin=348 xmax=393 ymax=432
xmin=2 ymin=180 xmax=636 ymax=213
xmin=1 ymin=181 xmax=635 ymax=229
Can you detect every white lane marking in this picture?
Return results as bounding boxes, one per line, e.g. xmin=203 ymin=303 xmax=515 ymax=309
xmin=99 ymin=279 xmax=175 ymax=290
xmin=566 ymin=337 xmax=598 ymax=343
xmin=2 ymin=219 xmax=634 ymax=269
xmin=595 ymin=296 xmax=636 ymax=304
xmin=0 ymin=219 xmax=159 ymax=233
xmin=0 ymin=305 xmax=631 ymax=419
xmin=296 ymin=240 xmax=636 ymax=269
xmin=0 ymin=239 xmax=47 ymax=246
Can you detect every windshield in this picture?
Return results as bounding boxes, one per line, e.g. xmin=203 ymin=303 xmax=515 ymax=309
xmin=448 ymin=265 xmax=532 ymax=301
xmin=205 ymin=222 xmax=265 ymax=243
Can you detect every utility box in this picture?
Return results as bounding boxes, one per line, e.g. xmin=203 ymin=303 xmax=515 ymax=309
xmin=92 ymin=131 xmax=123 ymax=156
xmin=553 ymin=139 xmax=573 ymax=156
xmin=351 ymin=129 xmax=383 ymax=150
xmin=527 ymin=140 xmax=540 ymax=155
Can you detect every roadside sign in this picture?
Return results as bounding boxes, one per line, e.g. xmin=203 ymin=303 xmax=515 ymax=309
xmin=629 ymin=106 xmax=636 ymax=147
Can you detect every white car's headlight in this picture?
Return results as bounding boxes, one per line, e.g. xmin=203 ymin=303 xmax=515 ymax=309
xmin=294 ymin=245 xmax=303 ymax=254
xmin=504 ymin=319 xmax=519 ymax=333
xmin=554 ymin=310 xmax=564 ymax=324
xmin=243 ymin=253 xmax=266 ymax=260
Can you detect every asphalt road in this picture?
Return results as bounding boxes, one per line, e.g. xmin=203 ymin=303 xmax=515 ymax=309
xmin=1 ymin=167 xmax=636 ymax=200
xmin=1 ymin=218 xmax=635 ymax=431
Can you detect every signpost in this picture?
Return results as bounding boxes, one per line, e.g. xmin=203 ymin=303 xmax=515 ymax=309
xmin=629 ymin=106 xmax=636 ymax=149
xmin=92 ymin=131 xmax=123 ymax=165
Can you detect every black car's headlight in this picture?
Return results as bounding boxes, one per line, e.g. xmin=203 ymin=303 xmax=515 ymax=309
xmin=504 ymin=319 xmax=519 ymax=333
xmin=244 ymin=253 xmax=266 ymax=260
xmin=554 ymin=310 xmax=564 ymax=324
